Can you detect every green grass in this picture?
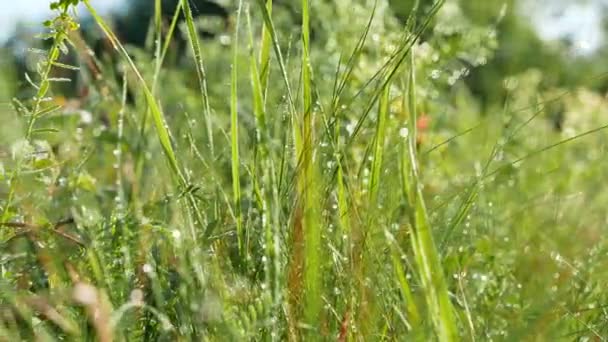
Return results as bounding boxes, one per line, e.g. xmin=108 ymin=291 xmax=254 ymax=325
xmin=1 ymin=0 xmax=608 ymax=340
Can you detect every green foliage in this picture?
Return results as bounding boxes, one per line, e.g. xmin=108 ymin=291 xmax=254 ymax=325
xmin=1 ymin=0 xmax=608 ymax=340
xmin=50 ymin=0 xmax=81 ymax=11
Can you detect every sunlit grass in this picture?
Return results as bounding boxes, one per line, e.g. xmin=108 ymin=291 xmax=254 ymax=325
xmin=1 ymin=0 xmax=608 ymax=340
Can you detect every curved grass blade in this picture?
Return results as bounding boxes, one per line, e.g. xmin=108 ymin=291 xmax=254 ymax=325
xmin=84 ymin=1 xmax=183 ymax=183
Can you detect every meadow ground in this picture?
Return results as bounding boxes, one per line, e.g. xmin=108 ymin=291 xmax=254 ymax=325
xmin=1 ymin=0 xmax=608 ymax=340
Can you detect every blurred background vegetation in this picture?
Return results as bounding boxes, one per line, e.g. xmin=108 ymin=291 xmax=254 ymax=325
xmin=3 ymin=0 xmax=608 ymax=106
xmin=1 ymin=0 xmax=608 ymax=340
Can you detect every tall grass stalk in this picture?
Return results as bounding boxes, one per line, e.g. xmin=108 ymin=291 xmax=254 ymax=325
xmin=83 ymin=1 xmax=181 ymax=182
xmin=133 ymin=0 xmax=183 ymax=213
xmin=402 ymin=49 xmax=458 ymax=341
xmin=368 ymin=84 xmax=389 ymax=206
xmin=258 ymin=0 xmax=273 ymax=92
xmin=298 ymin=0 xmax=323 ymax=332
xmin=246 ymin=8 xmax=283 ymax=337
xmin=231 ymin=0 xmax=245 ymax=255
xmin=180 ymin=0 xmax=215 ymax=157
xmin=254 ymin=0 xmax=296 ymax=113
xmin=83 ymin=0 xmax=209 ymax=247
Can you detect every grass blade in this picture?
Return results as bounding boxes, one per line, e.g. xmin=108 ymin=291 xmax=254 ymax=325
xmin=402 ymin=48 xmax=458 ymax=341
xmin=231 ymin=0 xmax=244 ymax=255
xmin=84 ymin=1 xmax=182 ymax=183
xmin=181 ymin=0 xmax=215 ymax=156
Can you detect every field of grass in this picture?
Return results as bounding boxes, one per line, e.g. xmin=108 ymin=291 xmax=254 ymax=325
xmin=1 ymin=0 xmax=608 ymax=340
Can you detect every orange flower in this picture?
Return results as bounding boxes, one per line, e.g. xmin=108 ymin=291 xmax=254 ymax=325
xmin=416 ymin=114 xmax=431 ymax=148
xmin=416 ymin=114 xmax=431 ymax=131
